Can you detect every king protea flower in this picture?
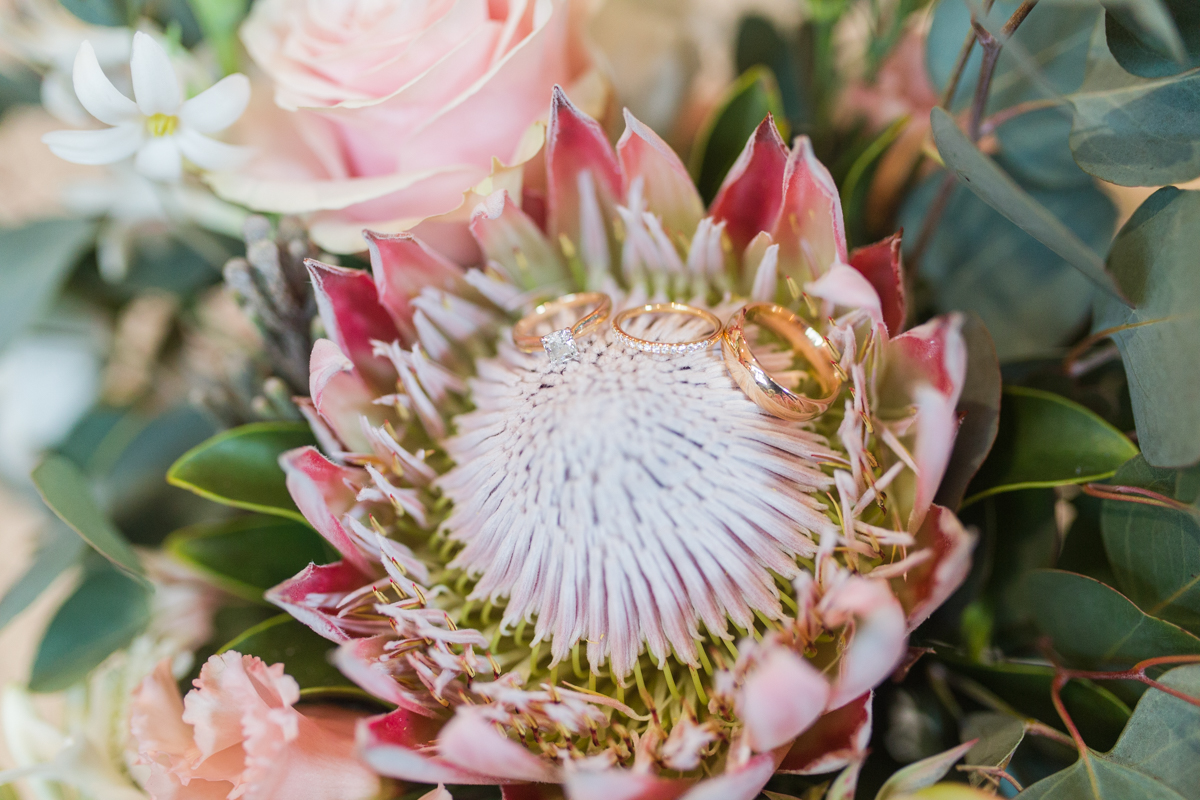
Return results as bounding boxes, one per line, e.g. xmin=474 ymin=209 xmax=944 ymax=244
xmin=268 ymin=88 xmax=974 ymax=799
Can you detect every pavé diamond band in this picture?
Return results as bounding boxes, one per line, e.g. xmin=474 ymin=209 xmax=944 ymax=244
xmin=512 ymin=292 xmax=613 ymax=364
xmin=722 ymin=302 xmax=842 ymax=421
xmin=612 ymin=302 xmax=723 ymax=355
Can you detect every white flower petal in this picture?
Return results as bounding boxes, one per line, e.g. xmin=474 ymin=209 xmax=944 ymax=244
xmin=71 ymin=41 xmax=139 ymax=126
xmin=135 ymin=137 xmax=182 ymax=181
xmin=42 ymin=124 xmax=142 ymax=165
xmin=175 ymin=128 xmax=253 ymax=172
xmin=179 ymin=73 xmax=250 ymax=133
xmin=129 ymin=32 xmax=181 ymax=115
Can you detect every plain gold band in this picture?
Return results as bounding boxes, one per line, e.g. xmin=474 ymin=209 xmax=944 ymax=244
xmin=722 ymin=303 xmax=842 ymax=421
xmin=512 ymin=292 xmax=612 ymax=353
xmin=611 ymin=302 xmax=722 ymax=355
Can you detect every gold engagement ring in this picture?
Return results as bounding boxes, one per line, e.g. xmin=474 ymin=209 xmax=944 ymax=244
xmin=722 ymin=302 xmax=842 ymax=420
xmin=512 ymin=292 xmax=612 ymax=365
xmin=611 ymin=302 xmax=723 ymax=355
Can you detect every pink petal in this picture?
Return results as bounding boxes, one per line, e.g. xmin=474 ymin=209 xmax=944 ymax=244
xmin=566 ymin=769 xmax=693 ymax=800
xmin=307 ymin=259 xmax=401 ymax=392
xmin=244 ymin=704 xmax=381 ymax=800
xmin=678 ymin=752 xmax=776 ymax=800
xmin=772 ymin=136 xmax=847 ymax=284
xmin=130 ymin=659 xmax=193 ymax=764
xmin=333 ymin=637 xmax=442 ymax=718
xmin=309 ymin=338 xmax=388 ymax=455
xmin=848 ymin=233 xmax=906 ymax=337
xmin=182 ymin=652 xmax=299 ymax=760
xmin=887 ymin=314 xmax=968 ymax=397
xmin=279 ymin=446 xmax=374 ymax=574
xmin=805 ymin=263 xmax=883 ymax=325
xmin=546 ymin=85 xmax=622 ymax=246
xmin=470 ymin=190 xmax=568 ymax=290
xmin=889 ymin=505 xmax=975 ymax=630
xmin=438 ymin=706 xmax=560 ymax=783
xmin=778 ymin=692 xmax=872 ymax=775
xmin=738 ymin=646 xmax=830 ymax=752
xmin=709 ymin=116 xmax=789 ymax=255
xmin=359 ymin=709 xmax=500 ymax=785
xmin=365 ymin=230 xmax=467 ymax=342
xmin=266 ymin=560 xmax=370 ymax=642
xmin=821 ymin=576 xmax=908 ymax=708
xmin=616 ymin=109 xmax=704 ymax=238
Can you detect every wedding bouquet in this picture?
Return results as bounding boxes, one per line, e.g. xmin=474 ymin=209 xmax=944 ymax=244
xmin=0 ymin=0 xmax=1197 ymax=799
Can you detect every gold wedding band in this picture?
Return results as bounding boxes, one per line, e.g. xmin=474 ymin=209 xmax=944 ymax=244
xmin=722 ymin=303 xmax=842 ymax=421
xmin=612 ymin=302 xmax=722 ymax=355
xmin=512 ymin=292 xmax=612 ymax=364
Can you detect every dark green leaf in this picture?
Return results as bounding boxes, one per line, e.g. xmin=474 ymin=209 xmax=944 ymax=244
xmin=218 ymin=614 xmax=352 ymax=694
xmin=1102 ymin=455 xmax=1200 ymax=634
xmin=166 ymin=515 xmax=334 ymax=603
xmin=0 ymin=522 xmax=85 ymax=631
xmin=1105 ymin=0 xmax=1200 ymax=78
xmin=167 ymin=422 xmax=316 ymax=521
xmin=31 ymin=454 xmax=145 ymax=580
xmin=940 ymin=655 xmax=1131 ymax=751
xmin=962 ymin=712 xmax=1026 ymax=787
xmin=58 ymin=0 xmax=125 ymax=26
xmin=29 ymin=561 xmax=150 ymax=692
xmin=736 ymin=15 xmax=810 ymax=131
xmin=1026 ymin=569 xmax=1200 ymax=668
xmin=935 ymin=313 xmax=1000 ymax=509
xmin=689 ymin=66 xmax=788 ymax=204
xmin=0 ymin=219 xmax=96 ymax=350
xmin=1020 ymin=664 xmax=1200 ymax=799
xmin=1093 ymin=187 xmax=1200 ymax=468
xmin=965 ymin=387 xmax=1138 ymax=505
xmin=931 ymin=108 xmax=1123 ymax=301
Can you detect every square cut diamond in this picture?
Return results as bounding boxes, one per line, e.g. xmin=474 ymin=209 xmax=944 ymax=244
xmin=541 ymin=329 xmax=579 ymax=364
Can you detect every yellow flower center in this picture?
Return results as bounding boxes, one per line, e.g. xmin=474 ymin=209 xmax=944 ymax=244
xmin=145 ymin=113 xmax=178 ymax=137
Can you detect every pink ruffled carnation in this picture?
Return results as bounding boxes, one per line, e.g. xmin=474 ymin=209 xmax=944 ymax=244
xmin=128 ymin=652 xmax=380 ymax=800
xmin=259 ymin=89 xmax=975 ymax=799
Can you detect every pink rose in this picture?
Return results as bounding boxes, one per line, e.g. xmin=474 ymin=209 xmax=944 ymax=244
xmin=129 ymin=652 xmax=379 ymax=800
xmin=214 ymin=0 xmax=598 ymax=254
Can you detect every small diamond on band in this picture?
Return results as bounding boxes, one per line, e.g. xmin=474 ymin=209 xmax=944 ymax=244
xmin=541 ymin=328 xmax=579 ymax=365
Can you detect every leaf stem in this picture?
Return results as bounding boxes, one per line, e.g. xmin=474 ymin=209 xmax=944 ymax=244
xmin=939 ymin=0 xmax=998 ymax=109
xmin=968 ymin=2 xmax=1039 ymax=141
xmin=1050 ymin=671 xmax=1101 ymax=795
xmin=978 ymin=97 xmax=1067 ymax=137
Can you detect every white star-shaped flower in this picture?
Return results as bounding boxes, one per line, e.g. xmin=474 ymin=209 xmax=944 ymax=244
xmin=43 ymin=32 xmax=251 ymax=182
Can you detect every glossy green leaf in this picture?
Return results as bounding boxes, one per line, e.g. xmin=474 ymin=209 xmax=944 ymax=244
xmin=166 ymin=516 xmax=334 ymax=603
xmin=1105 ymin=0 xmax=1200 ymax=79
xmin=689 ymin=66 xmax=788 ymax=204
xmin=1026 ymin=569 xmax=1200 ymax=668
xmin=1102 ymin=455 xmax=1200 ymax=634
xmin=931 ymin=108 xmax=1123 ymax=301
xmin=31 ymin=454 xmax=145 ymax=581
xmin=0 ymin=219 xmax=96 ymax=350
xmin=964 ymin=387 xmax=1138 ymax=506
xmin=218 ymin=614 xmax=352 ymax=694
xmin=735 ymin=15 xmax=809 ymax=131
xmin=1069 ymin=20 xmax=1200 ymax=187
xmin=1093 ymin=188 xmax=1200 ymax=468
xmin=962 ymin=713 xmax=1026 ymax=787
xmin=876 ymin=741 xmax=975 ymax=800
xmin=29 ymin=561 xmax=151 ymax=692
xmin=1020 ymin=664 xmax=1200 ymax=799
xmin=167 ymin=422 xmax=316 ymax=521
xmin=941 ymin=655 xmax=1130 ymax=751
xmin=0 ymin=522 xmax=84 ymax=631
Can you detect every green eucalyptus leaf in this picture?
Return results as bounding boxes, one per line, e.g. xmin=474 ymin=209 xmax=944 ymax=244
xmin=876 ymin=741 xmax=975 ymax=800
xmin=167 ymin=422 xmax=316 ymax=521
xmin=930 ymin=108 xmax=1123 ymax=302
xmin=1069 ymin=20 xmax=1200 ymax=187
xmin=0 ymin=522 xmax=85 ymax=631
xmin=962 ymin=712 xmax=1026 ymax=787
xmin=1105 ymin=0 xmax=1200 ymax=79
xmin=218 ymin=614 xmax=352 ymax=694
xmin=29 ymin=560 xmax=151 ymax=692
xmin=964 ymin=387 xmax=1138 ymax=506
xmin=166 ymin=516 xmax=334 ymax=603
xmin=1102 ymin=455 xmax=1200 ymax=634
xmin=940 ymin=655 xmax=1130 ymax=751
xmin=1026 ymin=569 xmax=1200 ymax=668
xmin=689 ymin=66 xmax=788 ymax=204
xmin=0 ymin=219 xmax=96 ymax=350
xmin=935 ymin=313 xmax=1000 ymax=510
xmin=58 ymin=0 xmax=125 ymax=26
xmin=1093 ymin=187 xmax=1200 ymax=468
xmin=1020 ymin=664 xmax=1200 ymax=800
xmin=31 ymin=454 xmax=145 ymax=581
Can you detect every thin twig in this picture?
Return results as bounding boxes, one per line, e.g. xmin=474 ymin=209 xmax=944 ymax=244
xmin=956 ymin=764 xmax=1024 ymax=792
xmin=910 ymin=173 xmax=957 ymax=267
xmin=978 ymin=96 xmax=1066 ymax=136
xmin=967 ymin=2 xmax=1038 ymax=140
xmin=940 ymin=0 xmax=999 ymax=109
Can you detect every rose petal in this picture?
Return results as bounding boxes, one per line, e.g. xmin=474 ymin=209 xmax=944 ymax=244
xmin=617 ymin=109 xmax=704 ymax=238
xmin=889 ymin=505 xmax=975 ymax=630
xmin=738 ymin=646 xmax=830 ymax=752
xmin=848 ymin=232 xmax=906 ymax=337
xmin=778 ymin=692 xmax=872 ymax=775
xmin=307 ymin=259 xmax=401 ymax=392
xmin=709 ymin=116 xmax=789 ymax=255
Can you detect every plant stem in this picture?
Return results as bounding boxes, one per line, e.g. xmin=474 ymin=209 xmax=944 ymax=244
xmin=940 ymin=0 xmax=998 ymax=109
xmin=968 ymin=2 xmax=1039 ymax=141
xmin=978 ymin=97 xmax=1067 ymax=136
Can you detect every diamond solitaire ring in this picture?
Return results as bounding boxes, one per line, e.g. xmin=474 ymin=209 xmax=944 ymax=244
xmin=722 ymin=302 xmax=842 ymax=421
xmin=612 ymin=302 xmax=723 ymax=355
xmin=512 ymin=292 xmax=612 ymax=364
